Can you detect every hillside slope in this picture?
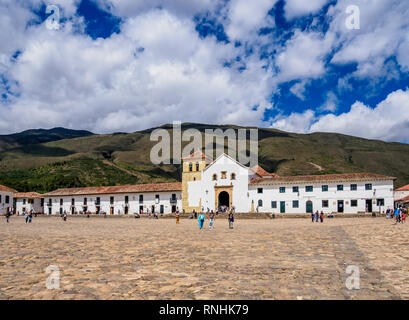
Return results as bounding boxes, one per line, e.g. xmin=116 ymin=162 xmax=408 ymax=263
xmin=0 ymin=124 xmax=408 ymax=193
xmin=0 ymin=127 xmax=93 ymax=152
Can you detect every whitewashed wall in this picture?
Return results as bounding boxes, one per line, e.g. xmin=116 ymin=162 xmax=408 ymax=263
xmin=249 ymin=180 xmax=394 ymax=214
xmin=0 ymin=191 xmax=13 ymax=214
xmin=44 ymin=191 xmax=182 ymax=215
xmin=15 ymin=198 xmax=43 ymax=214
xmin=394 ymin=190 xmax=409 ymax=200
xmin=199 ymin=154 xmax=251 ymax=212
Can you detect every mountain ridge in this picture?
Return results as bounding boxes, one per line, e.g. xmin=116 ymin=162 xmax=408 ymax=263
xmin=0 ymin=123 xmax=408 ymax=193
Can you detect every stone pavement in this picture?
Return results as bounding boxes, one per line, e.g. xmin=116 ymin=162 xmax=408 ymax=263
xmin=0 ymin=216 xmax=408 ymax=300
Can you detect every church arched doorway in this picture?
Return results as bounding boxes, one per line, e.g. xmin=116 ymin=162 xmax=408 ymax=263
xmin=218 ymin=191 xmax=230 ymax=207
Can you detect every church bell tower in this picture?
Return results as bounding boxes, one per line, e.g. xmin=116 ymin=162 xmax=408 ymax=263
xmin=181 ymin=150 xmax=209 ymax=212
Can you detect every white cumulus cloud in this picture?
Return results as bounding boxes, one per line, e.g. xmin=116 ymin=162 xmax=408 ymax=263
xmin=284 ymin=0 xmax=329 ymax=20
xmin=271 ymin=89 xmax=409 ymax=142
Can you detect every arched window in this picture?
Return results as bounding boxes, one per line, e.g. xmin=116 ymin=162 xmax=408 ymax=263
xmin=258 ymin=199 xmax=263 ymax=207
xmin=231 ymin=173 xmax=236 ymax=180
xmin=195 ymin=162 xmax=199 ymax=171
xmin=212 ymin=174 xmax=217 ymax=181
xmin=189 ymin=162 xmax=192 ymax=172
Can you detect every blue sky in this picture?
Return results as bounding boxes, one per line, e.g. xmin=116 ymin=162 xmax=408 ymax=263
xmin=0 ymin=0 xmax=408 ymax=142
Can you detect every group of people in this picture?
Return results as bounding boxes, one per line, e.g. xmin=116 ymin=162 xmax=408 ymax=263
xmin=390 ymin=207 xmax=407 ymax=224
xmin=176 ymin=209 xmax=235 ymax=230
xmin=196 ymin=211 xmax=235 ymax=230
xmin=216 ymin=205 xmax=235 ymax=214
xmin=24 ymin=211 xmax=33 ymax=223
xmin=3 ymin=210 xmax=37 ymax=223
xmin=311 ymin=211 xmax=325 ymax=223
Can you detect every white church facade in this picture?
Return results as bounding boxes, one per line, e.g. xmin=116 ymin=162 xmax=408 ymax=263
xmin=183 ymin=152 xmax=395 ymax=214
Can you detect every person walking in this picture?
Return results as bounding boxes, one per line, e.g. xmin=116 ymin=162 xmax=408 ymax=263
xmin=315 ymin=210 xmax=319 ymax=223
xmin=394 ymin=207 xmax=400 ymax=225
xmin=28 ymin=211 xmax=32 ymax=223
xmin=402 ymin=209 xmax=406 ymax=223
xmin=198 ymin=212 xmax=205 ymax=230
xmin=209 ymin=211 xmax=215 ymax=229
xmin=311 ymin=211 xmax=315 ymax=223
xmin=5 ymin=211 xmax=10 ymax=223
xmin=24 ymin=212 xmax=28 ymax=223
xmin=320 ymin=211 xmax=324 ymax=223
xmin=228 ymin=212 xmax=234 ymax=229
xmin=175 ymin=209 xmax=180 ymax=224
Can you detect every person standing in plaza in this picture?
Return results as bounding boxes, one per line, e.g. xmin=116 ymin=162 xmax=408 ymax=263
xmin=28 ymin=211 xmax=32 ymax=223
xmin=198 ymin=212 xmax=205 ymax=230
xmin=175 ymin=209 xmax=180 ymax=224
xmin=402 ymin=209 xmax=406 ymax=223
xmin=228 ymin=212 xmax=234 ymax=229
xmin=315 ymin=210 xmax=319 ymax=223
xmin=394 ymin=207 xmax=400 ymax=224
xmin=24 ymin=212 xmax=28 ymax=223
xmin=311 ymin=211 xmax=315 ymax=223
xmin=209 ymin=211 xmax=215 ymax=229
xmin=320 ymin=211 xmax=324 ymax=223
xmin=5 ymin=211 xmax=10 ymax=223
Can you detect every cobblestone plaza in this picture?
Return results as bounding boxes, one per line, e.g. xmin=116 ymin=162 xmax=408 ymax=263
xmin=0 ymin=216 xmax=408 ymax=300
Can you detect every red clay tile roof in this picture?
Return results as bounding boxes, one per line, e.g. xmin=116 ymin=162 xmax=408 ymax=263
xmin=396 ymin=184 xmax=409 ymax=191
xmin=0 ymin=184 xmax=17 ymax=193
xmin=251 ymin=165 xmax=279 ymax=178
xmin=250 ymin=173 xmax=396 ymax=185
xmin=43 ymin=182 xmax=182 ymax=197
xmin=14 ymin=192 xmax=43 ymax=199
xmin=181 ymin=150 xmax=212 ymax=163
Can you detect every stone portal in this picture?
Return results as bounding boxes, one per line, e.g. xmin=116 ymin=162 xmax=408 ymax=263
xmin=214 ymin=186 xmax=233 ymax=209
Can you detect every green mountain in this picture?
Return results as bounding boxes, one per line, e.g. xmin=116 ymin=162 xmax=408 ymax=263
xmin=0 ymin=127 xmax=93 ymax=152
xmin=0 ymin=123 xmax=408 ymax=193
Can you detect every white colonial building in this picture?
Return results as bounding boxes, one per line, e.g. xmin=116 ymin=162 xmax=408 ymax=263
xmin=0 ymin=184 xmax=16 ymax=214
xmin=42 ymin=183 xmax=182 ymax=215
xmin=249 ymin=174 xmax=394 ymax=214
xmin=394 ymin=184 xmax=409 ymax=207
xmin=183 ymin=152 xmax=395 ymax=214
xmin=14 ymin=192 xmax=44 ymax=215
xmin=394 ymin=184 xmax=409 ymax=200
